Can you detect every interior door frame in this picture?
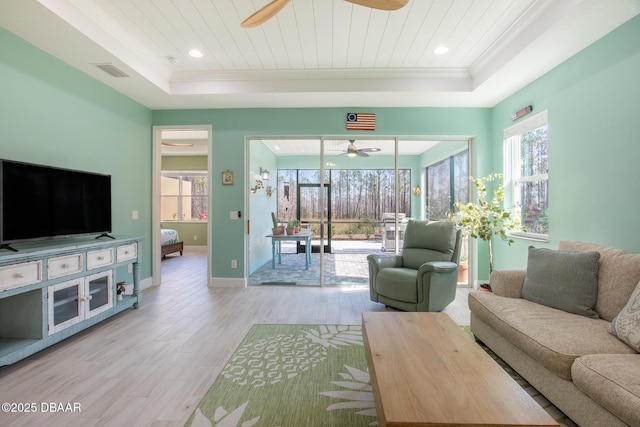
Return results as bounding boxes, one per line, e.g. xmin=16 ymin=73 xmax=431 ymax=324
xmin=151 ymin=125 xmax=212 ymax=287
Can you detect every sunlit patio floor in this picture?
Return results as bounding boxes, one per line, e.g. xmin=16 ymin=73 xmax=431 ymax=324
xmin=249 ymin=239 xmax=386 ymax=286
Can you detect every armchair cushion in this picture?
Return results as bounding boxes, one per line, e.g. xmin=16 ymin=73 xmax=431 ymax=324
xmin=402 ymin=221 xmax=458 ymax=269
xmin=377 ymin=268 xmax=419 ymax=303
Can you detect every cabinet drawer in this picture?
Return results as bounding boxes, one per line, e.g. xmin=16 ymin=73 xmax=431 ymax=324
xmin=0 ymin=261 xmax=43 ymax=292
xmin=86 ymin=248 xmax=113 ymax=270
xmin=116 ymin=243 xmax=137 ymax=263
xmin=48 ymin=254 xmax=83 ymax=279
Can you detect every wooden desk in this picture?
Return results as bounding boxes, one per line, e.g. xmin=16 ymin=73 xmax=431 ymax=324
xmin=266 ymin=231 xmax=312 ymax=269
xmin=362 ymin=312 xmax=558 ymax=427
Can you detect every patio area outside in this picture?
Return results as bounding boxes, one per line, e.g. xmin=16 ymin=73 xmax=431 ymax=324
xmin=248 ymin=238 xmax=384 ymax=286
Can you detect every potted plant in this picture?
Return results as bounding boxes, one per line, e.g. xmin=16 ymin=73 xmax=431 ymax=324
xmin=286 ymin=219 xmax=301 ymax=235
xmin=458 ymin=256 xmax=469 ymax=283
xmin=450 ymin=173 xmax=521 ymax=276
xmin=116 ymin=281 xmax=126 ymax=301
xmin=271 ymin=212 xmax=283 ymax=235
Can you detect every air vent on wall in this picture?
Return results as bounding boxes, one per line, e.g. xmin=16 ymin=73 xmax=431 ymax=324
xmin=93 ymin=63 xmax=129 ymax=78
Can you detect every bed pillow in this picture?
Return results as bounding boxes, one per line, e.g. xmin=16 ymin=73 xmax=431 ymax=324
xmin=609 ymin=281 xmax=640 ymax=352
xmin=522 ymin=246 xmax=600 ymax=318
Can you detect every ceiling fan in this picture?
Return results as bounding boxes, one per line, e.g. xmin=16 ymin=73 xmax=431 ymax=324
xmin=241 ymin=0 xmax=409 ymax=28
xmin=341 ymin=140 xmax=382 ymax=157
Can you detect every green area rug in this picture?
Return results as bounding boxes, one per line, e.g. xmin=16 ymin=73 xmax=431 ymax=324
xmin=186 ymin=324 xmax=575 ymax=427
xmin=186 ymin=324 xmax=373 ymax=427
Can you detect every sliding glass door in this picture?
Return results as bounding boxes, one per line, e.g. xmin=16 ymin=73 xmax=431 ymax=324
xmin=248 ymin=137 xmax=471 ymax=288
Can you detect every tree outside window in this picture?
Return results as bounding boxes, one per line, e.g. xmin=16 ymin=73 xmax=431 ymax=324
xmin=504 ymin=111 xmax=549 ymax=239
xmin=426 ymin=150 xmax=469 ymax=221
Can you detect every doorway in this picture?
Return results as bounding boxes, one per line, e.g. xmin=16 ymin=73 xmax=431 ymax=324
xmin=247 ymin=137 xmax=472 ymax=287
xmin=152 ymin=126 xmax=212 ymax=287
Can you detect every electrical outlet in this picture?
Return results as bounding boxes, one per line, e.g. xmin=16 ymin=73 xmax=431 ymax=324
xmin=128 ymin=264 xmax=133 ymax=273
xmin=193 ymin=235 xmax=197 ymax=241
xmin=231 ymin=259 xmax=237 ymax=269
xmin=132 ymin=210 xmax=138 ymax=220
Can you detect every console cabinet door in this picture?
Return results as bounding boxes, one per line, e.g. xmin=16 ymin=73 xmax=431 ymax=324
xmin=48 ymin=279 xmax=83 ymax=335
xmin=85 ymin=270 xmax=113 ymax=318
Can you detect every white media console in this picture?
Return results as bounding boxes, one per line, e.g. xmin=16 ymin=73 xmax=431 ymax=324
xmin=0 ymin=235 xmax=143 ymax=366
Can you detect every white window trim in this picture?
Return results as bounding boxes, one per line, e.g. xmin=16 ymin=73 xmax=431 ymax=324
xmin=504 ymin=110 xmax=549 ymax=242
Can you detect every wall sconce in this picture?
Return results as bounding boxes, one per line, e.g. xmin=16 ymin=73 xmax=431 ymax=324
xmin=260 ymin=167 xmax=270 ymax=180
xmin=412 ymin=186 xmax=421 ymax=196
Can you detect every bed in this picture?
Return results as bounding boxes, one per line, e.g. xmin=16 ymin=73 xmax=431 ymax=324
xmin=161 ymin=228 xmax=183 ymax=258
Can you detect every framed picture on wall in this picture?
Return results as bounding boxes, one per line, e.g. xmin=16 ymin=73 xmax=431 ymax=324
xmin=222 ymin=170 xmax=234 ymax=185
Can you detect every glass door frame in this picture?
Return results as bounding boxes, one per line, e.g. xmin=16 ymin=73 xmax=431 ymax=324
xmin=247 ymin=136 xmax=475 ymax=288
xmin=297 ymin=183 xmax=331 ymax=254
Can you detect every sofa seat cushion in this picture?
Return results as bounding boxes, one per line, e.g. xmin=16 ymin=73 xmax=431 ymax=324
xmin=469 ymin=291 xmax=636 ymax=380
xmin=377 ymin=268 xmax=418 ymax=303
xmin=572 ymin=354 xmax=640 ymax=427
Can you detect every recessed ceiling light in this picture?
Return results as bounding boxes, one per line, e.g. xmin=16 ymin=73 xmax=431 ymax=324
xmin=188 ymin=49 xmax=203 ymax=58
xmin=434 ymin=46 xmax=449 ymax=55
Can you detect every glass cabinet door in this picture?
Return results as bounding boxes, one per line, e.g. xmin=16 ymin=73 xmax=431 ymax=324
xmin=85 ymin=271 xmax=113 ymax=318
xmin=48 ymin=279 xmax=83 ymax=335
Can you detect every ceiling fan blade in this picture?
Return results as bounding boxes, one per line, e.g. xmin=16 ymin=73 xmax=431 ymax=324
xmin=241 ymin=0 xmax=291 ymax=28
xmin=357 ymin=151 xmax=370 ymax=157
xmin=344 ymin=0 xmax=409 ymax=11
xmin=358 ymin=148 xmax=382 ymax=153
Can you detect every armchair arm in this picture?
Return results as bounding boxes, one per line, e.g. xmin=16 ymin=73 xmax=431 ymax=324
xmin=418 ymin=261 xmax=457 ymax=275
xmin=490 ymin=270 xmax=526 ymax=298
xmin=416 ymin=261 xmax=458 ymax=311
xmin=367 ymin=254 xmax=403 ymax=301
xmin=367 ymin=254 xmax=403 ymax=272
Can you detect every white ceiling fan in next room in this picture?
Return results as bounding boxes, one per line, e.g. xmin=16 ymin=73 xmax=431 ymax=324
xmin=339 ymin=140 xmax=382 ymax=157
xmin=241 ymin=0 xmax=409 ymax=27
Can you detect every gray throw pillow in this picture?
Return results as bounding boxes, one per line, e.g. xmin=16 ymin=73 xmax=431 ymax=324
xmin=522 ymin=246 xmax=600 ymax=318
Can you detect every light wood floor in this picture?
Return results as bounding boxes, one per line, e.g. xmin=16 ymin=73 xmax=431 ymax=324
xmin=0 ymin=248 xmax=471 ymax=426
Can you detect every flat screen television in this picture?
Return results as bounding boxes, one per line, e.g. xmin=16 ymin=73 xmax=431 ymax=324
xmin=0 ymin=159 xmax=112 ymax=249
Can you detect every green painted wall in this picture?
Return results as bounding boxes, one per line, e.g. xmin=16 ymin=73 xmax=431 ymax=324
xmin=161 ymin=155 xmax=208 ymax=246
xmin=0 ymin=28 xmax=153 ymax=281
xmin=249 ymin=141 xmax=278 ymax=272
xmin=153 ymin=108 xmax=492 ymax=280
xmin=162 ymin=155 xmax=208 ymax=170
xmin=490 ymin=14 xmax=640 ymax=272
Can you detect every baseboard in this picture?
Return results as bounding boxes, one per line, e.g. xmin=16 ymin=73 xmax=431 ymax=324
xmin=210 ymin=277 xmax=246 ymax=288
xmin=140 ymin=277 xmax=154 ymax=291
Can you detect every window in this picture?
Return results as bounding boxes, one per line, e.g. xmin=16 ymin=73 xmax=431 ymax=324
xmin=504 ymin=110 xmax=549 ymax=240
xmin=426 ymin=150 xmax=469 ymax=221
xmin=161 ymin=172 xmax=208 ymax=221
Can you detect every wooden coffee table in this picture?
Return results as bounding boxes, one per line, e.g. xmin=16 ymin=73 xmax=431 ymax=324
xmin=362 ymin=312 xmax=558 ymax=427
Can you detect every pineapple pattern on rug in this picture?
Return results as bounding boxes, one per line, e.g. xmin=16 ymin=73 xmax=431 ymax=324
xmin=186 ymin=324 xmax=375 ymax=427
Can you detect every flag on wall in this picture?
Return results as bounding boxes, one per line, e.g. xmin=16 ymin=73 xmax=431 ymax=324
xmin=346 ymin=113 xmax=375 ymax=131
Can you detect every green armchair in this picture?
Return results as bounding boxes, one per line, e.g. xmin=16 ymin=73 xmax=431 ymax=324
xmin=367 ymin=220 xmax=462 ymax=312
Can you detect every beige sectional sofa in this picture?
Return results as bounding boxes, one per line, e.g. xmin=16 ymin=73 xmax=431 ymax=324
xmin=469 ymin=241 xmax=640 ymax=427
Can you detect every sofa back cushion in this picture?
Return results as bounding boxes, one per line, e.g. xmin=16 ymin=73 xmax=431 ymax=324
xmin=559 ymin=241 xmax=640 ymax=321
xmin=402 ymin=221 xmax=457 ymax=270
xmin=522 ymin=247 xmax=600 ymax=318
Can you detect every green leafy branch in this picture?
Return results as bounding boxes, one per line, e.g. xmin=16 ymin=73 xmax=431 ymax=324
xmin=451 ymin=173 xmax=521 ymax=273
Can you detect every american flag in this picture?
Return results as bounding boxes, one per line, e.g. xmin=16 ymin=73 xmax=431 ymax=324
xmin=346 ymin=113 xmax=375 ymax=131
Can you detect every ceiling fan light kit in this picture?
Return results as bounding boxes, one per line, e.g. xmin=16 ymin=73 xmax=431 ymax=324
xmin=342 ymin=140 xmax=382 ymax=158
xmin=241 ymin=0 xmax=409 ymax=28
